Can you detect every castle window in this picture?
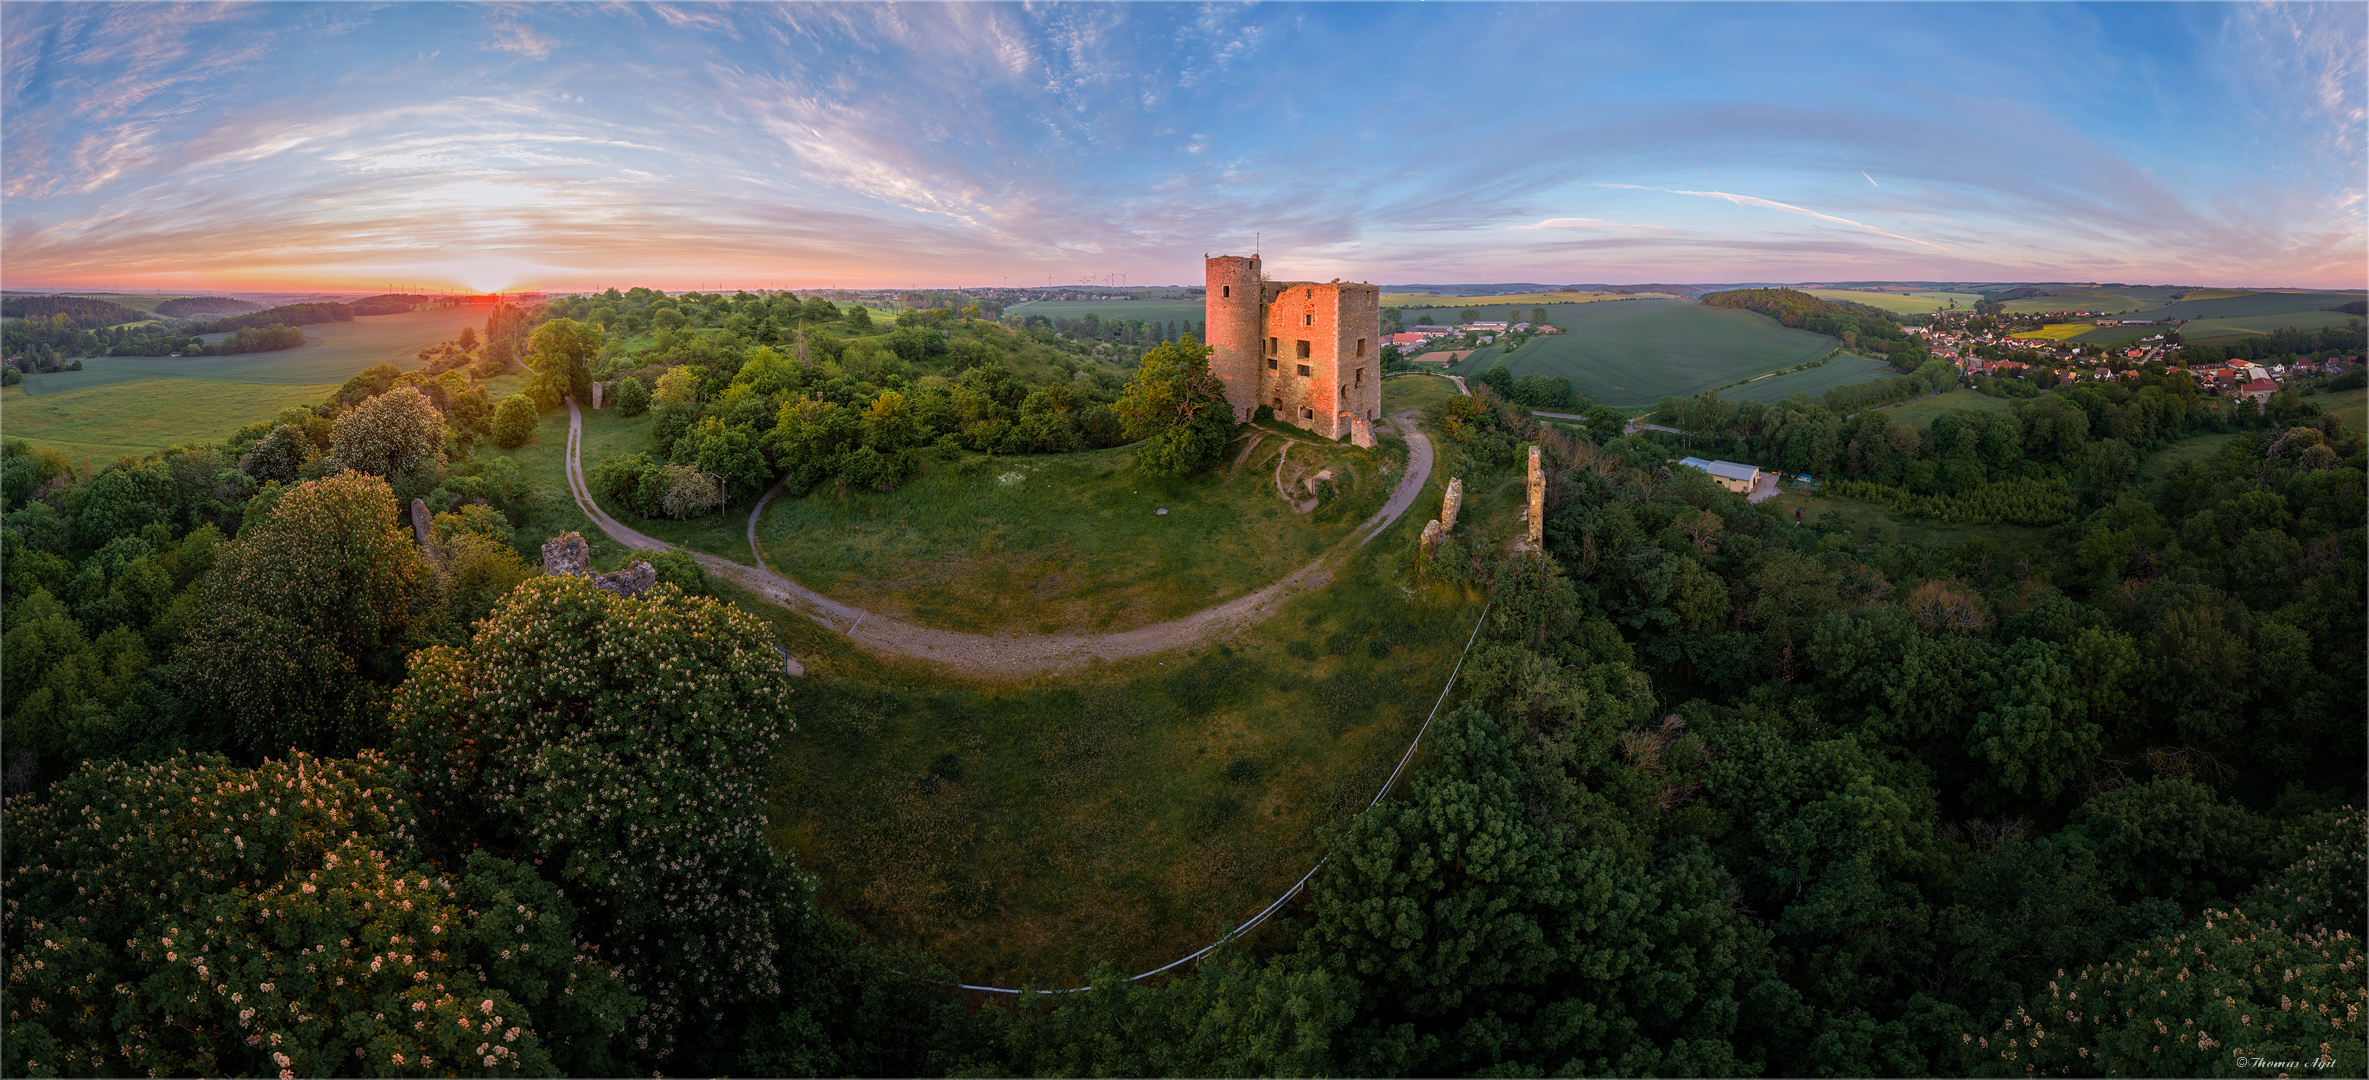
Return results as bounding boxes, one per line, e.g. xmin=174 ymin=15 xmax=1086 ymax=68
xmin=1306 ymin=289 xmax=1313 ymax=299
xmin=1339 ymin=385 xmax=1348 ymax=401
xmin=1354 ymin=367 xmax=1364 ymax=387
xmin=1356 ymin=338 xmax=1366 ymax=357
xmin=1268 ymin=357 xmax=1277 ymax=370
xmin=1300 ymin=406 xmax=1314 ymax=419
xmin=1296 ymin=340 xmax=1311 ymax=359
xmin=1297 ymin=363 xmax=1312 ymax=377
xmin=1222 ymin=285 xmax=1231 ymax=298
xmin=1303 ymin=313 xmax=1314 ymax=326
xmin=1268 ymin=336 xmax=1277 ymax=355
xmin=1273 ymin=397 xmax=1282 ymax=411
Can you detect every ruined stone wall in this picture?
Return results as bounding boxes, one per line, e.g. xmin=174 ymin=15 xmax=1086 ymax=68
xmin=1527 ymin=446 xmax=1544 ymax=551
xmin=1255 ymin=280 xmax=1381 ymax=441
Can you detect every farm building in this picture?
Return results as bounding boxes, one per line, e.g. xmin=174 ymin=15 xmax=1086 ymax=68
xmin=1677 ymin=456 xmax=1761 ymax=495
xmin=1205 ymin=254 xmax=1383 ymax=445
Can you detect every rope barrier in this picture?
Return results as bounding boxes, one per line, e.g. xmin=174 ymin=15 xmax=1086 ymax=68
xmin=934 ymin=599 xmax=1493 ymax=995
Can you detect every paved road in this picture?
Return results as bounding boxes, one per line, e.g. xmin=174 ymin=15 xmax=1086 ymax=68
xmin=564 ymin=401 xmax=1436 ymax=678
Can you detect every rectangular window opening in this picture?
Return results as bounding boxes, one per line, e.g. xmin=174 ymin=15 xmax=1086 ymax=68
xmin=1296 ymin=340 xmax=1311 ymax=359
xmin=1354 ymin=367 xmax=1364 ymax=387
xmin=1268 ymin=336 xmax=1278 ymax=355
xmin=1222 ymin=285 xmax=1231 ymax=298
xmin=1297 ymin=363 xmax=1312 ymax=377
xmin=1267 ymin=357 xmax=1277 ymax=370
xmin=1356 ymin=338 xmax=1367 ymax=357
xmin=1303 ymin=313 xmax=1314 ymax=326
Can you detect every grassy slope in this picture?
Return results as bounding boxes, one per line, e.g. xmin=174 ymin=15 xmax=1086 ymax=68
xmin=509 ymin=401 xmax=1487 ymax=987
xmin=1382 ymin=291 xmax=1676 ymax=308
xmin=1765 ymin=488 xmax=2051 ymax=555
xmin=17 ymin=307 xmax=481 ymax=396
xmin=1876 ymin=387 xmax=2016 ymax=428
xmin=5 ymin=307 xmax=485 ymax=466
xmin=2 ymin=380 xmax=340 ymax=466
xmin=1380 ymin=372 xmax=1465 ymax=412
xmin=750 ymin=434 xmax=1401 ymax=634
xmin=1725 ymin=354 xmax=1895 ymax=404
xmin=768 ymin=545 xmax=1482 ymax=988
xmin=1445 ymin=299 xmax=1839 ymax=408
xmin=2312 ymin=385 xmax=2368 ymax=431
xmin=1003 ymin=299 xmax=1207 ymax=326
xmin=1803 ymin=289 xmax=1984 ymax=314
xmin=2177 ymin=309 xmax=2363 ymax=342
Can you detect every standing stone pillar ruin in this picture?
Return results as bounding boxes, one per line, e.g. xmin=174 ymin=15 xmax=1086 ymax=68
xmin=1526 ymin=445 xmax=1544 ymax=551
xmin=1420 ymin=518 xmax=1443 ymax=554
xmin=1441 ymin=477 xmax=1464 ymax=534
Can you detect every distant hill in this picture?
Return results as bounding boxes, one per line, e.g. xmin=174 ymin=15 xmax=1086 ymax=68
xmin=154 ymin=296 xmax=263 ymax=318
xmin=1 ymin=294 xmax=150 ymax=326
xmin=190 ymin=302 xmax=355 ymax=334
xmin=346 ymin=293 xmax=441 ymax=316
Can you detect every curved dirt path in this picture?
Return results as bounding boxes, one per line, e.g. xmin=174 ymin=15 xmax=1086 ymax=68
xmin=567 ymin=402 xmax=1435 ymax=678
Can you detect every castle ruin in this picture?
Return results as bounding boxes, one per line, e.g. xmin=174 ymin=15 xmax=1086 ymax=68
xmin=1205 ymin=255 xmax=1382 ymax=446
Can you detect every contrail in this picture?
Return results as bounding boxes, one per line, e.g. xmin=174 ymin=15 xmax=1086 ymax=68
xmin=1598 ymin=182 xmax=1950 ymax=253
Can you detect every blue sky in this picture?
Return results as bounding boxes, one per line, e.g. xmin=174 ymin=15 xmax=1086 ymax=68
xmin=3 ymin=2 xmax=2362 ymax=292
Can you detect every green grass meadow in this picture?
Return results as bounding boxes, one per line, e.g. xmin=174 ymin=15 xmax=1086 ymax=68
xmin=1004 ymin=299 xmax=1208 ymax=326
xmin=2175 ymin=309 xmax=2363 ymax=342
xmin=2311 ymin=385 xmax=2367 ymax=432
xmin=1724 ymin=354 xmax=1894 ymax=404
xmin=19 ymin=306 xmax=482 ymax=396
xmin=1381 ymin=372 xmax=1466 ymax=412
xmin=5 ymin=307 xmax=484 ymax=466
xmin=2 ymin=380 xmax=341 ymax=466
xmin=1873 ymin=387 xmax=2016 ymax=428
xmin=764 ymin=549 xmax=1482 ymax=989
xmin=523 ymin=401 xmax=1485 ymax=988
xmin=1445 ymin=298 xmax=1840 ymax=408
xmin=1803 ymin=289 xmax=1984 ymax=314
xmin=750 ymin=432 xmax=1402 ymax=635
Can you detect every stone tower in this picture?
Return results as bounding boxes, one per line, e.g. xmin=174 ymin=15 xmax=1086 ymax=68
xmin=1204 ymin=254 xmax=1383 ymax=444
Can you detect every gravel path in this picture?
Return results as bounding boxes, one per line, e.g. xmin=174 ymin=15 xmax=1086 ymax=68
xmin=565 ymin=402 xmax=1435 ymax=678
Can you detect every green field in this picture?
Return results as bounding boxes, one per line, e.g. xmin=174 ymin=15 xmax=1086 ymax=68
xmin=2135 ymin=290 xmax=2362 ymax=321
xmin=1876 ymin=387 xmax=2017 ymax=428
xmin=2311 ymin=386 xmax=2367 ymax=431
xmin=1381 ymin=372 xmax=1465 ymax=412
xmin=16 ymin=306 xmax=481 ymax=396
xmin=1381 ymin=290 xmax=1676 ymax=308
xmin=1724 ymin=354 xmax=1895 ymax=404
xmin=1804 ymin=289 xmax=1984 ymax=314
xmin=2066 ymin=323 xmax=2169 ymax=346
xmin=5 ymin=306 xmax=483 ymax=465
xmin=1 ymin=379 xmax=340 ymax=465
xmin=1993 ymin=286 xmax=2182 ymax=315
xmin=2175 ymin=309 xmax=2363 ymax=342
xmin=1440 ymin=298 xmax=1840 ymax=408
xmin=1005 ymin=299 xmax=1207 ymax=326
xmin=1766 ymin=489 xmax=2051 ymax=554
xmin=2142 ymin=431 xmax=2240 ymax=480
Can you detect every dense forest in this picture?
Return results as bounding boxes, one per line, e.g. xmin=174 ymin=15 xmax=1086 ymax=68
xmin=153 ymin=296 xmax=263 ymax=318
xmin=4 ymin=290 xmax=2362 ymax=1078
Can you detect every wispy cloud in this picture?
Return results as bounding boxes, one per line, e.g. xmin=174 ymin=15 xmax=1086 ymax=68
xmin=0 ymin=2 xmax=2358 ymax=291
xmin=485 ymin=17 xmax=557 ymax=60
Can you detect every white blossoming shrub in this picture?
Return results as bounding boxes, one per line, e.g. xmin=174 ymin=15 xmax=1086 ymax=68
xmin=328 ymin=386 xmax=447 ymax=484
xmin=391 ymin=573 xmax=808 ymax=1063
xmin=1 ymin=752 xmax=635 ymax=1078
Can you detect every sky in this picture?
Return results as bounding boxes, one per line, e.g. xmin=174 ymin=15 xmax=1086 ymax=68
xmin=3 ymin=2 xmax=2363 ymax=294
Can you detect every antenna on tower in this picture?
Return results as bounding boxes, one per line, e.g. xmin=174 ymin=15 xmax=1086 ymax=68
xmin=1255 ymin=232 xmax=1260 ymax=257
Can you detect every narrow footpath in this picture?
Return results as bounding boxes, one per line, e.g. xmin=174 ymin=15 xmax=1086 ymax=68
xmin=564 ymin=401 xmax=1435 ymax=678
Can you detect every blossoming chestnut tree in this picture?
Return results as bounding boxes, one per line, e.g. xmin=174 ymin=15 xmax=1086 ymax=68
xmin=391 ymin=573 xmax=809 ymax=1064
xmin=2 ymin=751 xmax=635 ymax=1078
